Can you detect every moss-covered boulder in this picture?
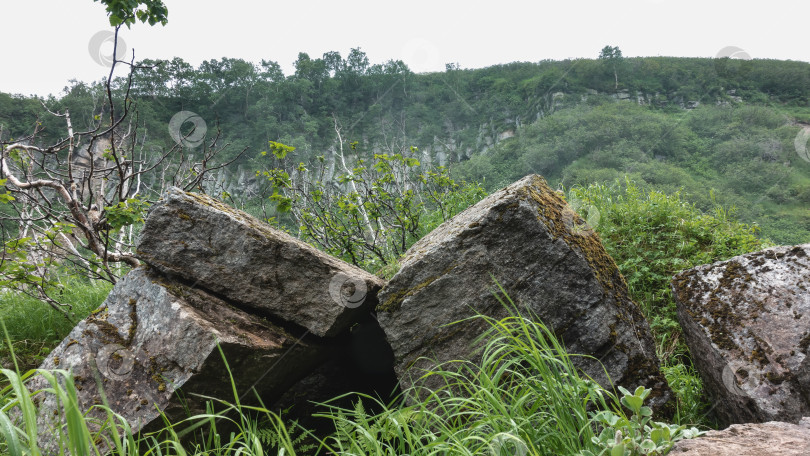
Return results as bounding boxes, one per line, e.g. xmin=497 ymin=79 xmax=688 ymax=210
xmin=377 ymin=174 xmax=671 ymax=412
xmin=672 ymin=244 xmax=810 ymax=426
xmin=29 ymin=268 xmax=327 ymax=451
xmin=136 ymin=187 xmax=385 ymax=337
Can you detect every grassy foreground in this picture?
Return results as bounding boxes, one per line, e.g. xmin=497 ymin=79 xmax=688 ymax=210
xmin=1 ymin=180 xmax=770 ymax=454
xmin=1 ymin=290 xmax=701 ymax=455
xmin=0 ymin=279 xmax=111 ymax=373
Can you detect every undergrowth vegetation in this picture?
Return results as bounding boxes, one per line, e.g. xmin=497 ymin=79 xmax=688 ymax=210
xmin=0 ymin=291 xmax=702 ymax=455
xmin=568 ymin=179 xmax=769 ymax=424
xmin=0 ymin=278 xmax=111 ymax=373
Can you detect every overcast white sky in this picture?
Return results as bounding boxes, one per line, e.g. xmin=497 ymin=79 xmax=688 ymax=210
xmin=2 ymin=0 xmax=809 ymax=97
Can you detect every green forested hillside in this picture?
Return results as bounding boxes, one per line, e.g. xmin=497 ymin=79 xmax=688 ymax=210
xmin=2 ymin=52 xmax=809 ymax=243
xmin=454 ymin=100 xmax=810 ymax=243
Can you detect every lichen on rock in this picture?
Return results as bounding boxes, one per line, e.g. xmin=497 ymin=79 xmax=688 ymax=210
xmin=669 ymin=417 xmax=810 ymax=455
xmin=136 ymin=187 xmax=385 ymax=337
xmin=377 ymin=174 xmax=671 ymax=413
xmin=672 ymin=243 xmax=810 ymax=426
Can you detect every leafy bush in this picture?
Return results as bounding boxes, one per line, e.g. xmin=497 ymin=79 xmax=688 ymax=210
xmin=568 ymin=179 xmax=768 ymax=427
xmin=260 ymin=141 xmax=486 ymax=274
xmin=579 ymin=386 xmax=702 ymax=456
xmin=569 ymin=180 xmax=767 ymax=353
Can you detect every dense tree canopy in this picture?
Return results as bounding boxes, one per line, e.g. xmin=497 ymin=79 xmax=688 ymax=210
xmin=2 ymin=52 xmax=809 ymax=280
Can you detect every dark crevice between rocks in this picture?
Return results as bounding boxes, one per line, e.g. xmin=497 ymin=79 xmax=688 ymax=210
xmin=143 ymin=266 xmax=400 ymax=442
xmin=269 ymin=311 xmax=401 ymax=441
xmin=146 ymin=266 xmax=315 ymax=341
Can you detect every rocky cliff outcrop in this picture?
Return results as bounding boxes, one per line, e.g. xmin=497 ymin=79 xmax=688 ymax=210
xmin=672 ymin=244 xmax=810 ymax=426
xmin=377 ymin=174 xmax=672 ymax=413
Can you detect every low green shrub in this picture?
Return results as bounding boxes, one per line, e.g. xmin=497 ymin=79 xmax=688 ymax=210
xmin=568 ymin=179 xmax=769 ymax=427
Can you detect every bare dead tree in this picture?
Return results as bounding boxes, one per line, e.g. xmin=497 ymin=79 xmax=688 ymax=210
xmin=0 ymin=25 xmax=242 ymax=319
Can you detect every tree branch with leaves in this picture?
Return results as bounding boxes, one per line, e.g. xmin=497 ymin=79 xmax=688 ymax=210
xmin=0 ymin=0 xmax=237 ymax=318
xmin=258 ymin=140 xmax=486 ymax=273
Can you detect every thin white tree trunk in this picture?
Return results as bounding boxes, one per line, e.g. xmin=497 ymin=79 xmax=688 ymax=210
xmin=333 ymin=117 xmax=375 ymax=244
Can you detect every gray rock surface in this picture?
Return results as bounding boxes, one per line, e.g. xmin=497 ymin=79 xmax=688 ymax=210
xmin=30 ymin=268 xmax=326 ymax=448
xmin=136 ymin=187 xmax=385 ymax=337
xmin=377 ymin=174 xmax=671 ymax=412
xmin=669 ymin=417 xmax=810 ymax=455
xmin=672 ymin=244 xmax=810 ymax=426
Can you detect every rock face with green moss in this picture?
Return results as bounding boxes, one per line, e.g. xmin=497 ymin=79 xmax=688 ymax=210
xmin=136 ymin=187 xmax=385 ymax=337
xmin=377 ymin=174 xmax=671 ymax=412
xmin=668 ymin=417 xmax=810 ymax=455
xmin=29 ymin=268 xmax=327 ymax=450
xmin=672 ymin=244 xmax=810 ymax=426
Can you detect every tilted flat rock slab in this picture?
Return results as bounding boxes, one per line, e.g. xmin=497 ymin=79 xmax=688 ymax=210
xmin=30 ymin=268 xmax=326 ymax=448
xmin=377 ymin=175 xmax=671 ymax=411
xmin=669 ymin=417 xmax=810 ymax=455
xmin=136 ymin=187 xmax=385 ymax=337
xmin=672 ymin=244 xmax=810 ymax=426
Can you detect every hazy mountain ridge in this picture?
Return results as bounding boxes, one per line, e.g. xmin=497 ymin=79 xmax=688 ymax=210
xmin=1 ymin=54 xmax=809 ymax=243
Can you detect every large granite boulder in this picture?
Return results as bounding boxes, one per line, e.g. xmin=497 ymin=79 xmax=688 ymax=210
xmin=672 ymin=244 xmax=810 ymax=426
xmin=30 ymin=268 xmax=327 ymax=448
xmin=377 ymin=175 xmax=671 ymax=412
xmin=136 ymin=187 xmax=385 ymax=337
xmin=669 ymin=417 xmax=810 ymax=455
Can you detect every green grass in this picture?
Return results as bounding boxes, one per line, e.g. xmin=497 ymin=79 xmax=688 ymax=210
xmin=0 ymin=288 xmax=702 ymax=455
xmin=0 ymin=279 xmax=111 ymax=372
xmin=317 ymin=291 xmax=612 ymax=455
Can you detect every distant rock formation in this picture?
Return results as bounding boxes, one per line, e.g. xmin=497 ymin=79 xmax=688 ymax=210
xmin=672 ymin=244 xmax=810 ymax=426
xmin=376 ymin=174 xmax=672 ymax=413
xmin=669 ymin=417 xmax=810 ymax=455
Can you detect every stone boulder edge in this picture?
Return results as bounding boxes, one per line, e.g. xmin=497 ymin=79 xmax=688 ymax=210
xmin=672 ymin=244 xmax=810 ymax=426
xmin=29 ymin=268 xmax=328 ymax=449
xmin=668 ymin=417 xmax=810 ymax=455
xmin=377 ymin=174 xmax=671 ymax=412
xmin=136 ymin=187 xmax=385 ymax=337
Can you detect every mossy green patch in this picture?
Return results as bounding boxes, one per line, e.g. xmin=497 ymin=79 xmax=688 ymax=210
xmin=175 ymin=209 xmax=192 ymax=221
xmin=519 ymin=177 xmax=633 ymax=308
xmin=518 ymin=177 xmax=647 ymax=347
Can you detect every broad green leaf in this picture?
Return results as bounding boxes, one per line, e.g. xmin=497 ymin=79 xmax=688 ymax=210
xmin=610 ymin=443 xmax=626 ymax=456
